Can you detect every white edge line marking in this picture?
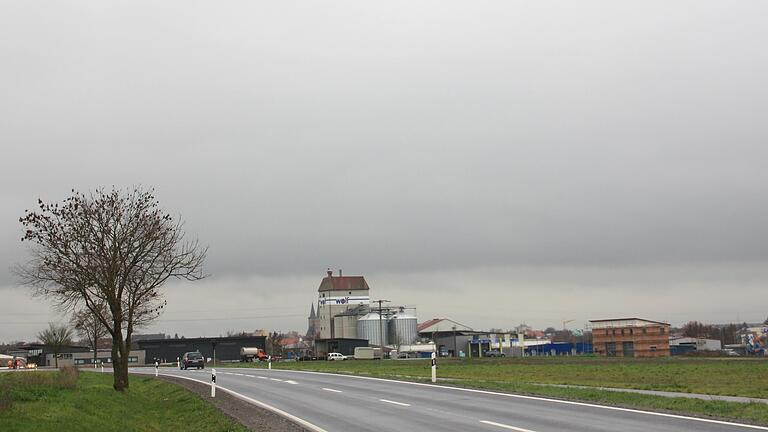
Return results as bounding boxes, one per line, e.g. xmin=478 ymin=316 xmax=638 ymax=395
xmin=257 ymin=376 xmax=268 ymax=379
xmin=380 ymin=399 xmax=411 ymax=407
xmin=270 ymin=378 xmax=283 ymax=381
xmin=481 ymin=420 xmax=536 ymax=432
xmin=149 ymin=372 xmax=328 ymax=432
xmin=244 ymin=375 xmax=254 ymax=378
xmin=322 ymin=388 xmax=342 ymax=393
xmin=249 ymin=368 xmax=768 ymax=431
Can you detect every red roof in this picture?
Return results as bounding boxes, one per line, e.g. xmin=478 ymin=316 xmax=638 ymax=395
xmin=318 ymin=276 xmax=370 ymax=292
xmin=280 ymin=337 xmax=300 ymax=346
xmin=417 ymin=318 xmax=443 ymax=332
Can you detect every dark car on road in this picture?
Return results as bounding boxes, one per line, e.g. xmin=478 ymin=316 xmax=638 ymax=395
xmin=180 ymin=351 xmax=205 ymax=370
xmin=484 ymin=349 xmax=505 ymax=357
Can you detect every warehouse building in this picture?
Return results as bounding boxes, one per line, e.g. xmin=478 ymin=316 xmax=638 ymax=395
xmin=136 ymin=335 xmax=266 ymax=364
xmin=590 ymin=318 xmax=670 ymax=357
xmin=10 ymin=343 xmax=90 ymax=367
xmin=46 ymin=349 xmax=146 ymax=368
xmin=313 ymin=338 xmax=369 ymax=357
xmin=418 ymin=318 xmax=479 ymax=357
xmin=669 ymin=337 xmax=722 ymax=355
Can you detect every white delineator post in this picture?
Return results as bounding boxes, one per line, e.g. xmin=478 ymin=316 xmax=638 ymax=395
xmin=268 ymin=355 xmax=272 ymax=370
xmin=101 ymin=362 xmax=104 ymax=374
xmin=177 ymin=357 xmax=180 ymax=369
xmin=155 ymin=361 xmax=159 ymax=377
xmin=211 ymin=368 xmax=216 ymax=398
xmin=431 ymin=352 xmax=437 ymax=383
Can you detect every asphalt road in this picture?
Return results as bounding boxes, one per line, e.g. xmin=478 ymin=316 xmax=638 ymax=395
xmin=129 ymin=366 xmax=768 ymax=432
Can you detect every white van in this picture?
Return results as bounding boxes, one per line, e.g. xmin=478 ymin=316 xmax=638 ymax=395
xmin=327 ymin=352 xmax=348 ymax=361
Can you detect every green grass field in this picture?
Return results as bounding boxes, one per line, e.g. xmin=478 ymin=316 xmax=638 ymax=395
xmin=226 ymin=356 xmax=768 ymax=424
xmin=264 ymin=356 xmax=768 ymax=398
xmin=0 ymin=368 xmax=246 ymax=432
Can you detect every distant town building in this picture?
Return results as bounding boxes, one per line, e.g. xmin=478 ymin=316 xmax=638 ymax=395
xmin=306 ymin=303 xmax=320 ymax=339
xmin=590 ymin=318 xmax=670 ymax=358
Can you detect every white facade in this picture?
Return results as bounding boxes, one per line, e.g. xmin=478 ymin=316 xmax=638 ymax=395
xmin=589 ymin=318 xmax=668 ymax=329
xmin=669 ymin=337 xmax=722 ymax=351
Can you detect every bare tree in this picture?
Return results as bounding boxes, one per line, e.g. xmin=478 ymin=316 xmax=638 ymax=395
xmin=267 ymin=331 xmax=284 ymax=357
xmin=72 ymin=303 xmax=109 ymax=366
xmin=18 ymin=187 xmax=207 ymax=391
xmin=37 ymin=323 xmax=74 ymax=368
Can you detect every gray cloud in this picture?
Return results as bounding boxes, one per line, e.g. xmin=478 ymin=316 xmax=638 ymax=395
xmin=1 ymin=1 xmax=767 ymax=341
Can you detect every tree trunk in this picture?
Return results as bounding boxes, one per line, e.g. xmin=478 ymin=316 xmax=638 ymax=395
xmin=93 ymin=321 xmax=99 ymax=367
xmin=54 ymin=352 xmax=59 ymax=368
xmin=111 ymin=333 xmax=128 ymax=391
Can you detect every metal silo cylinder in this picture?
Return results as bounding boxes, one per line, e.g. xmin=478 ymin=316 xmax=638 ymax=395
xmin=389 ymin=308 xmax=417 ymax=346
xmin=357 ymin=313 xmax=388 ymax=346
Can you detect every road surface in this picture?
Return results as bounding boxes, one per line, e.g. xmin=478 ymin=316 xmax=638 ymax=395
xmin=129 ymin=366 xmax=768 ymax=432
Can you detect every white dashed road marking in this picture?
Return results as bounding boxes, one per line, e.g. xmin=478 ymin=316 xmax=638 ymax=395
xmin=270 ymin=378 xmax=283 ymax=382
xmin=322 ymin=388 xmax=342 ymax=393
xmin=379 ymin=399 xmax=411 ymax=407
xmin=285 ymin=380 xmax=298 ymax=385
xmin=480 ymin=420 xmax=536 ymax=432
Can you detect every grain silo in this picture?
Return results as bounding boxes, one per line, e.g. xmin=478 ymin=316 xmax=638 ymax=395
xmin=389 ymin=307 xmax=418 ymax=346
xmin=357 ymin=312 xmax=388 ymax=346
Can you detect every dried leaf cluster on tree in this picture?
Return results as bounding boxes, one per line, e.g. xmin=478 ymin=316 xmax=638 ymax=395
xmin=17 ymin=187 xmax=206 ymax=391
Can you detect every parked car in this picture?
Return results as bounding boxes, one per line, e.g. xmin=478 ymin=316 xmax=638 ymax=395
xmin=484 ymin=349 xmax=505 ymax=357
xmin=180 ymin=351 xmax=205 ymax=370
xmin=327 ymin=352 xmax=348 ymax=361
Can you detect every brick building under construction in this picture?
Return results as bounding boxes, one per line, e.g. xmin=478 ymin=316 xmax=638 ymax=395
xmin=590 ymin=318 xmax=671 ymax=357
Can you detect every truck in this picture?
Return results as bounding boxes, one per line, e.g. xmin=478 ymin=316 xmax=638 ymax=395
xmin=353 ymin=346 xmax=382 ymax=360
xmin=240 ymin=347 xmax=268 ymax=362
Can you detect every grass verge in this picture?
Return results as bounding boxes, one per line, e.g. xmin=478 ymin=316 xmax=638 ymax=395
xmin=0 ymin=368 xmax=247 ymax=432
xmin=224 ymin=357 xmax=768 ymax=425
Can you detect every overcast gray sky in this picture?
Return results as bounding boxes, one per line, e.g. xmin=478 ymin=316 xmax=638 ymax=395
xmin=2 ymin=1 xmax=767 ymax=342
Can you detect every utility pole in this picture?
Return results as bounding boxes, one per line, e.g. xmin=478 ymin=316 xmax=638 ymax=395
xmin=373 ymin=299 xmax=390 ymax=349
xmin=452 ymin=325 xmax=457 ymax=357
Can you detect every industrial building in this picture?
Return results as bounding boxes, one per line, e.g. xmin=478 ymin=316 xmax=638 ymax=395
xmin=136 ymin=335 xmax=266 ymax=364
xmin=312 ymin=270 xmax=419 ymax=353
xmin=313 ymin=338 xmax=369 ymax=357
xmin=9 ymin=343 xmax=90 ymax=367
xmin=417 ymin=318 xmax=480 ymax=357
xmin=590 ymin=318 xmax=670 ymax=357
xmin=669 ymin=337 xmax=722 ymax=354
xmin=47 ymin=349 xmax=146 ymax=367
xmin=317 ymin=269 xmax=371 ymax=340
